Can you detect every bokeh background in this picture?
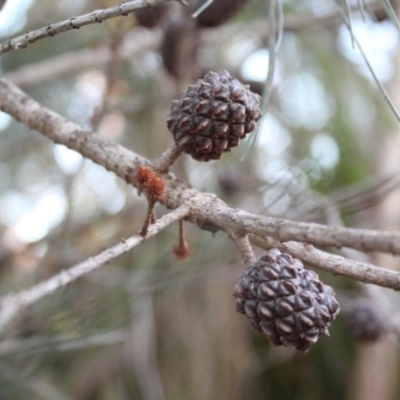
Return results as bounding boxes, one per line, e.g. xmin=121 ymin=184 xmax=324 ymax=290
xmin=0 ymin=0 xmax=400 ymax=399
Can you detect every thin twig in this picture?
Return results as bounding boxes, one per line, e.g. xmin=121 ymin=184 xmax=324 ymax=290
xmin=0 ymin=0 xmax=168 ymax=57
xmin=251 ymin=236 xmax=400 ymax=291
xmin=0 ymin=205 xmax=190 ymax=334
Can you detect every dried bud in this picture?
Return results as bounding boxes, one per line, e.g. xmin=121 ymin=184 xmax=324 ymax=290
xmin=136 ymin=166 xmax=165 ymax=202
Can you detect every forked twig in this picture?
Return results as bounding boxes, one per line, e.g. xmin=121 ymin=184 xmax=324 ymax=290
xmin=0 ymin=206 xmax=190 ymax=334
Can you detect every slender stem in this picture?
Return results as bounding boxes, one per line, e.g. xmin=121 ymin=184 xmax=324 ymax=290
xmin=152 ymin=143 xmax=185 ymax=173
xmin=229 ymin=230 xmax=256 ymax=268
xmin=178 ymin=219 xmax=185 ymax=247
xmin=173 ymin=219 xmax=191 ymax=260
xmin=141 ymin=200 xmax=156 ymax=236
xmin=150 ymin=210 xmax=157 ymax=224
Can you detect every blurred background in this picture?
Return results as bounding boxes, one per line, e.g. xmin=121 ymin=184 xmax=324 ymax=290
xmin=0 ymin=0 xmax=400 ymax=399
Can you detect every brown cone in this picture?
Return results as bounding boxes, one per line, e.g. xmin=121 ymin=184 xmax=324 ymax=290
xmin=345 ymin=298 xmax=390 ymax=343
xmin=233 ymin=248 xmax=340 ymax=352
xmin=167 ymin=70 xmax=262 ymax=161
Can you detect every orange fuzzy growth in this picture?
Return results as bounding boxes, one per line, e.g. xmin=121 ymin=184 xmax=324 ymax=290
xmin=136 ymin=166 xmax=166 ymax=202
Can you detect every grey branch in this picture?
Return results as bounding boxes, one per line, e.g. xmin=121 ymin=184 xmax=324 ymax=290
xmin=251 ymin=236 xmax=400 ymax=291
xmin=0 ymin=0 xmax=168 ymax=57
xmin=0 ymin=77 xmax=400 ymax=291
xmin=0 ymin=206 xmax=190 ymax=333
xmin=212 ymin=208 xmax=400 ymax=255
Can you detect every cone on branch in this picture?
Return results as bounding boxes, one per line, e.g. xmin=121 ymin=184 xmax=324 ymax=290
xmin=344 ymin=298 xmax=390 ymax=343
xmin=233 ymin=248 xmax=340 ymax=352
xmin=167 ymin=70 xmax=261 ymax=161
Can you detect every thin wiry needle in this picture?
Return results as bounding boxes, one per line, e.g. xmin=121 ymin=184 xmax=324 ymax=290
xmin=192 ymin=0 xmax=214 ymax=18
xmin=242 ymin=0 xmax=282 ymax=161
xmin=380 ymin=0 xmax=400 ymax=31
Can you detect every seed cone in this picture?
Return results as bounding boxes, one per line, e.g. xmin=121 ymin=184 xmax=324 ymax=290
xmin=135 ymin=4 xmax=168 ymax=28
xmin=194 ymin=0 xmax=252 ymax=28
xmin=218 ymin=170 xmax=243 ymax=196
xmin=167 ymin=70 xmax=261 ymax=161
xmin=345 ymin=299 xmax=390 ymax=342
xmin=233 ymin=248 xmax=340 ymax=352
xmin=160 ymin=17 xmax=199 ymax=79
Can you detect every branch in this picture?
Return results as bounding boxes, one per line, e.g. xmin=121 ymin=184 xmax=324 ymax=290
xmin=5 ymin=30 xmax=159 ymax=87
xmin=0 ymin=206 xmax=190 ymax=334
xmin=0 ymin=0 xmax=168 ymax=57
xmin=211 ymin=208 xmax=400 ymax=255
xmin=0 ymin=78 xmax=400 ymax=255
xmin=251 ymin=236 xmax=400 ymax=291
